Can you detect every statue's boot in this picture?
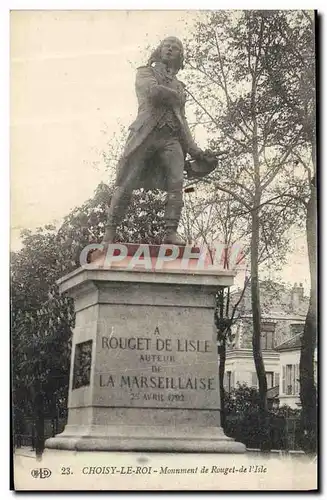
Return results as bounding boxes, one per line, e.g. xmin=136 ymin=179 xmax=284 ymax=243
xmin=162 ymin=192 xmax=186 ymax=246
xmin=102 ymin=187 xmax=131 ymax=244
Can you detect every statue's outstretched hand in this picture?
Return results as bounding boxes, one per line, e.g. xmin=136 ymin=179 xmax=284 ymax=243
xmin=189 ymin=147 xmax=218 ymax=162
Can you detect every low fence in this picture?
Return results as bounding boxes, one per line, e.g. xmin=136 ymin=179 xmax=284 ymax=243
xmin=14 ymin=417 xmax=67 ymax=450
xmin=14 ymin=413 xmax=302 ymax=452
xmin=224 ymin=414 xmax=302 ymax=451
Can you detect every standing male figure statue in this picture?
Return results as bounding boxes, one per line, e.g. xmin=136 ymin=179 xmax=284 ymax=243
xmin=103 ymin=36 xmax=214 ymax=246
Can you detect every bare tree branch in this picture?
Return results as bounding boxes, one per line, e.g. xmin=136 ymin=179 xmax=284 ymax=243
xmin=214 ymin=184 xmax=251 ymax=210
xmin=260 ymin=130 xmax=303 ymax=190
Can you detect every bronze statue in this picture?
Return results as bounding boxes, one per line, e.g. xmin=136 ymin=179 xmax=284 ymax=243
xmin=103 ymin=36 xmax=216 ymax=246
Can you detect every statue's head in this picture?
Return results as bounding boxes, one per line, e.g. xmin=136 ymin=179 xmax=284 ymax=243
xmin=148 ymin=36 xmax=184 ymax=72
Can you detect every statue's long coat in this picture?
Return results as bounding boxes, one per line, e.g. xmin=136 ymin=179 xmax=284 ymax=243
xmin=116 ymin=62 xmax=198 ymax=192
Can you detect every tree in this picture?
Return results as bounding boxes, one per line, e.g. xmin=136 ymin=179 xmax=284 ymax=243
xmin=182 ymin=173 xmax=290 ymax=432
xmin=180 ymin=186 xmax=252 ymax=423
xmin=184 ymin=10 xmax=309 ymax=448
xmin=262 ymin=10 xmax=316 ymax=452
xmin=225 ymin=383 xmax=261 ymax=415
xmin=215 ymin=278 xmax=250 ymax=428
xmin=11 ymin=227 xmax=74 ymax=457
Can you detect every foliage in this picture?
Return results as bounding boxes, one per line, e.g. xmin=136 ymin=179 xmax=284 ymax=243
xmin=223 ymin=384 xmax=303 ymax=451
xmin=224 ymin=383 xmax=261 ymax=414
xmin=56 ymin=182 xmax=166 ymax=263
xmin=223 ymin=384 xmax=268 ymax=449
xmin=274 ymin=405 xmax=301 ymax=419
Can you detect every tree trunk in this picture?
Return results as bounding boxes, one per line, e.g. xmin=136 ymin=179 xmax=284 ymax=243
xmin=33 ymin=380 xmax=45 ymax=460
xmin=251 ymin=208 xmax=269 ymax=450
xmin=250 ymin=62 xmax=268 ymax=443
xmin=219 ymin=337 xmax=226 ymax=429
xmin=299 ymin=183 xmax=317 ymax=453
xmin=216 ymin=289 xmax=226 ymax=427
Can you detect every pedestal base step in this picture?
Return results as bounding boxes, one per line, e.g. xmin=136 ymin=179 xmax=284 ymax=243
xmin=45 ymin=426 xmax=246 ymax=453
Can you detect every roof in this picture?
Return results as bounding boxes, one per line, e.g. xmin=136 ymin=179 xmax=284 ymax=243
xmin=275 ymin=333 xmax=302 ymax=352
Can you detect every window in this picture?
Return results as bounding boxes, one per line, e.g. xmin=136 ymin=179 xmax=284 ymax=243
xmin=261 ymin=322 xmax=276 ymax=350
xmin=224 ymin=371 xmax=234 ymax=393
xmin=225 ymin=371 xmax=233 ymax=392
xmin=266 ymin=371 xmax=274 ymax=389
xmin=251 ymin=372 xmax=257 ymax=387
xmin=282 ymin=364 xmax=299 ymax=396
xmin=286 ymin=365 xmax=294 ymax=395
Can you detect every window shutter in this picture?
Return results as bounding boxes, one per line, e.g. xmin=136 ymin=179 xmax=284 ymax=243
xmin=295 ymin=364 xmax=300 ymax=395
xmin=275 ymin=372 xmax=280 ymax=388
xmin=223 ymin=372 xmax=228 ymax=391
xmin=292 ymin=365 xmax=297 ymax=396
xmin=282 ymin=366 xmax=286 ymax=394
xmin=267 ymin=332 xmax=274 ymax=349
xmin=251 ymin=372 xmax=257 ymax=387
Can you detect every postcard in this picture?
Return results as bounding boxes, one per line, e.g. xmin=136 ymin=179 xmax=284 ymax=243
xmin=11 ymin=9 xmax=318 ymax=491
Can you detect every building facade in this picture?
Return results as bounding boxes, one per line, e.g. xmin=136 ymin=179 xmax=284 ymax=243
xmin=223 ymin=282 xmax=309 ymax=403
xmin=275 ymin=334 xmax=317 ymax=409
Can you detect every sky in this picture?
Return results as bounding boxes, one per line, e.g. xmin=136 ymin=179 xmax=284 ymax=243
xmin=10 ymin=9 xmax=311 ymax=290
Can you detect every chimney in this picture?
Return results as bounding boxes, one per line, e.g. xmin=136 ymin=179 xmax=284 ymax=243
xmin=291 ymin=282 xmax=304 ymax=311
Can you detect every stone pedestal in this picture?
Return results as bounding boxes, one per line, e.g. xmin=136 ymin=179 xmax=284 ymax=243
xmin=45 ymin=253 xmax=245 ymax=453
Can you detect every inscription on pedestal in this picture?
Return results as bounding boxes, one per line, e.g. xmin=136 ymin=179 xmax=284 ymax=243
xmin=95 ymin=309 xmax=219 ymax=410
